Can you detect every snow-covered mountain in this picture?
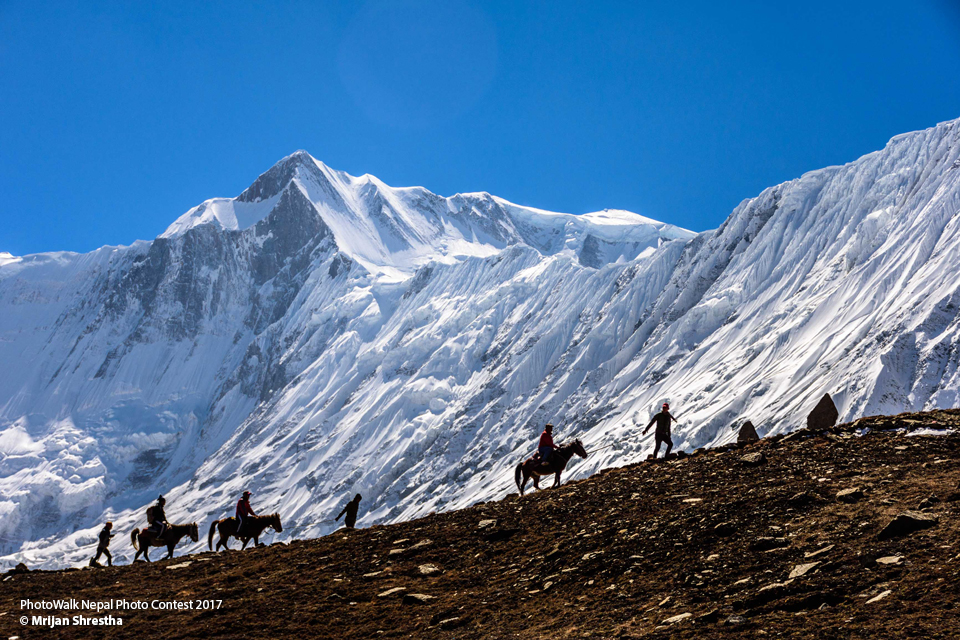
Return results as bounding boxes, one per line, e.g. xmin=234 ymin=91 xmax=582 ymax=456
xmin=3 ymin=118 xmax=960 ymax=569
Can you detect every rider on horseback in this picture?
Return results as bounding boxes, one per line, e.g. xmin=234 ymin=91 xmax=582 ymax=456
xmin=537 ymin=424 xmax=556 ymax=466
xmin=148 ymin=495 xmax=168 ymax=538
xmin=236 ymin=490 xmax=256 ymax=537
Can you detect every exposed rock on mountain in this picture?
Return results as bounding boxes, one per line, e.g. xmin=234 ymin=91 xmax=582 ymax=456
xmin=2 ymin=118 xmax=960 ymax=569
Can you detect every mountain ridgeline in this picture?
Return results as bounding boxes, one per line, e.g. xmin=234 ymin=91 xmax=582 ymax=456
xmin=1 ymin=119 xmax=960 ymax=569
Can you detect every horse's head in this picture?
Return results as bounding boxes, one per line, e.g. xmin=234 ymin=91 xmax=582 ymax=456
xmin=189 ymin=523 xmax=199 ymax=542
xmin=271 ymin=513 xmax=283 ymax=533
xmin=573 ymin=438 xmax=588 ymax=459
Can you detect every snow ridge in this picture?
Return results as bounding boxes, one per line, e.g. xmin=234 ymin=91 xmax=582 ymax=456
xmin=3 ymin=118 xmax=960 ymax=569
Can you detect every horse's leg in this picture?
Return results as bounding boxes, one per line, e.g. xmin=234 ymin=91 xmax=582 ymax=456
xmin=240 ymin=536 xmax=249 ymax=550
xmin=532 ymin=474 xmax=541 ymax=491
xmin=144 ymin=546 xmax=151 ymax=563
xmin=519 ymin=473 xmax=527 ymax=496
xmin=554 ymin=470 xmax=562 ymax=488
xmin=167 ymin=544 xmax=175 ymax=559
xmin=253 ymin=534 xmax=260 ymax=547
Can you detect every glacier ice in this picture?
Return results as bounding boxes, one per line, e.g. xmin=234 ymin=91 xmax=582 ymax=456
xmin=2 ymin=118 xmax=960 ymax=569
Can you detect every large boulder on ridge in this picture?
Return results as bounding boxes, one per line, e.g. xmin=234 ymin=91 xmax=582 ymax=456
xmin=806 ymin=393 xmax=839 ymax=431
xmin=737 ymin=420 xmax=760 ymax=443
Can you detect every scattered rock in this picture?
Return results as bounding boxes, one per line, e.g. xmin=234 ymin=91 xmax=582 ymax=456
xmin=737 ymin=420 xmax=760 ymax=443
xmin=439 ymin=617 xmax=463 ymax=629
xmin=696 ymin=608 xmax=721 ymax=623
xmin=836 ymin=487 xmax=864 ymax=503
xmin=725 ymin=615 xmax=747 ymax=626
xmin=477 ymin=519 xmax=497 ymax=529
xmin=806 ymin=393 xmax=839 ymax=431
xmin=946 ymin=483 xmax=960 ymax=502
xmin=11 ymin=563 xmax=28 ymax=574
xmin=876 ymin=556 xmax=902 ymax=565
xmin=804 ymin=545 xmax=835 ymax=559
xmin=787 ymin=491 xmax=818 ymax=507
xmin=402 ymin=593 xmax=435 ymax=605
xmin=407 ymin=539 xmax=432 ymax=551
xmin=658 ymin=596 xmax=672 ymax=607
xmin=741 ymin=452 xmax=767 ymax=467
xmin=713 ymin=522 xmax=735 ymax=537
xmin=866 ymin=590 xmax=892 ymax=604
xmin=663 ymin=612 xmax=692 ymax=624
xmin=484 ymin=528 xmax=519 ymax=543
xmin=788 ymin=562 xmax=819 ymax=579
xmin=363 ymin=571 xmax=384 ymax=579
xmin=166 ymin=561 xmax=192 ymax=570
xmin=377 ymin=587 xmax=406 ymax=598
xmin=877 ymin=511 xmax=939 ymax=540
xmin=418 ymin=564 xmax=443 ymax=576
xmin=750 ymin=537 xmax=788 ymax=552
xmin=917 ymin=495 xmax=939 ymax=510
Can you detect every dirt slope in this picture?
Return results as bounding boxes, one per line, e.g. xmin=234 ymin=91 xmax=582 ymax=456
xmin=3 ymin=410 xmax=960 ymax=639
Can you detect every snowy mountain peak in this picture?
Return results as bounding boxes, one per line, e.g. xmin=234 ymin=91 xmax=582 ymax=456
xmin=162 ymin=152 xmax=693 ymax=274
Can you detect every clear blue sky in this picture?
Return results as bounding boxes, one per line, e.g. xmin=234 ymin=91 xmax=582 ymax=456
xmin=2 ymin=1 xmax=959 ymax=255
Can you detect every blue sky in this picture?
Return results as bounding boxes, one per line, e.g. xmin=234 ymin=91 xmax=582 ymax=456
xmin=2 ymin=0 xmax=959 ymax=255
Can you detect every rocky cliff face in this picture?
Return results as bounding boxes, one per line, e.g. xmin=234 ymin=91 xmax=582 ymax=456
xmin=2 ymin=119 xmax=960 ymax=569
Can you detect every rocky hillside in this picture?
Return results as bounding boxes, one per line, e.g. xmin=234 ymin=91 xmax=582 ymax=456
xmin=3 ymin=410 xmax=958 ymax=639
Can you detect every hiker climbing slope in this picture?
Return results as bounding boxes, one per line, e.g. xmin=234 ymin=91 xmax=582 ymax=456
xmin=643 ymin=403 xmax=679 ymax=458
xmin=335 ymin=494 xmax=362 ymax=529
xmin=91 ymin=522 xmax=114 ymax=567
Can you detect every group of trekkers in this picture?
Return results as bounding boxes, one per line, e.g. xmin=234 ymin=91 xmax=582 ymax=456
xmin=91 ymin=403 xmax=677 ymax=565
xmin=90 ymin=490 xmax=364 ymax=566
xmin=515 ymin=402 xmax=679 ymax=495
xmin=535 ymin=402 xmax=678 ymax=464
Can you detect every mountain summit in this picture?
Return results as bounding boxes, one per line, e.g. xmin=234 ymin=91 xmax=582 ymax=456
xmin=2 ymin=119 xmax=960 ymax=569
xmin=164 ymin=150 xmax=692 ymax=275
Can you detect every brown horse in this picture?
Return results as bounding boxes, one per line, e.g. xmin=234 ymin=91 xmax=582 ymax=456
xmin=131 ymin=522 xmax=199 ymax=562
xmin=208 ymin=513 xmax=282 ymax=551
xmin=515 ymin=439 xmax=588 ymax=495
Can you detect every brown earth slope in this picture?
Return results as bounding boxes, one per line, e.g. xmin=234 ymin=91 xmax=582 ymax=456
xmin=3 ymin=410 xmax=960 ymax=639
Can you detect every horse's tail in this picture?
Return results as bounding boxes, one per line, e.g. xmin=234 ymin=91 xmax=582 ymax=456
xmin=515 ymin=462 xmax=523 ymax=492
xmin=131 ymin=528 xmax=139 ymax=551
xmin=208 ymin=520 xmax=220 ymax=550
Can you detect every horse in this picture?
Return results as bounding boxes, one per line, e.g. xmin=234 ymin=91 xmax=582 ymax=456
xmin=515 ymin=439 xmax=588 ymax=495
xmin=131 ymin=522 xmax=199 ymax=562
xmin=208 ymin=513 xmax=282 ymax=551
